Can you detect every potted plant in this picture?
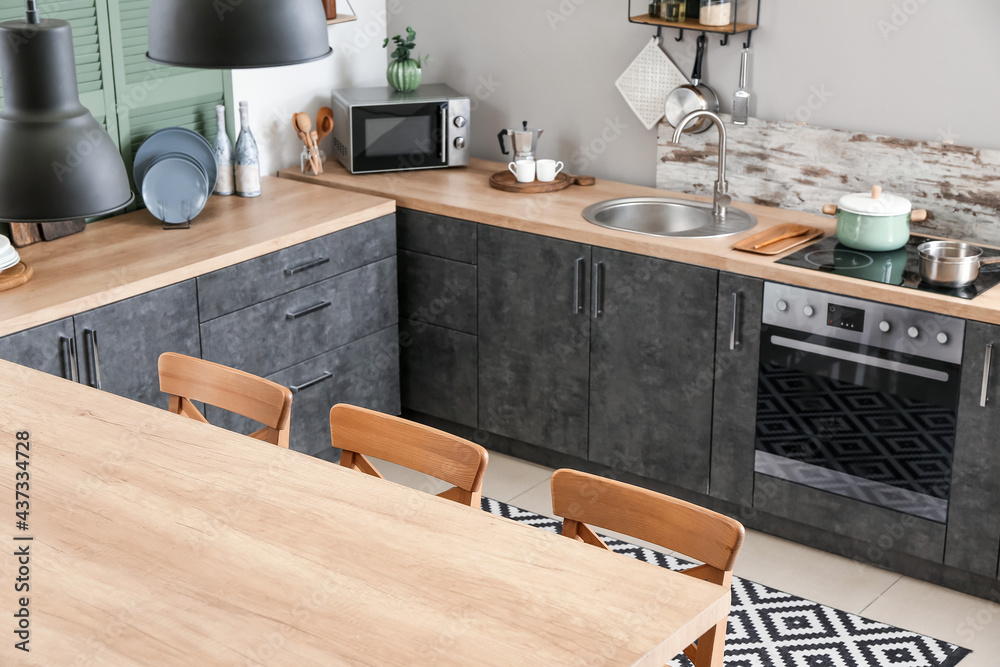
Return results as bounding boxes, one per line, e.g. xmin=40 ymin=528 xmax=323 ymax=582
xmin=383 ymin=27 xmax=428 ymax=93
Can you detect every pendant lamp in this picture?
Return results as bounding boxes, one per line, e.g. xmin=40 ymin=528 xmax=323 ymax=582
xmin=147 ymin=0 xmax=333 ymax=69
xmin=0 ymin=1 xmax=133 ymax=222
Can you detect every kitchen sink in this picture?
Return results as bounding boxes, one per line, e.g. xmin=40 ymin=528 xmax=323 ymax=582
xmin=582 ymin=197 xmax=756 ymax=239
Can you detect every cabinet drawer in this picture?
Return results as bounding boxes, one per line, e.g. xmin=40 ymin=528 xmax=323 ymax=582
xmin=198 ymin=214 xmax=396 ymax=321
xmin=398 ymin=250 xmax=477 ymax=334
xmin=400 ymin=320 xmax=477 ymax=428
xmin=206 ymin=327 xmax=401 ymax=456
xmin=0 ymin=318 xmax=77 ymax=381
xmin=200 ymin=257 xmax=398 ymax=378
xmin=397 ymin=208 xmax=476 ymax=264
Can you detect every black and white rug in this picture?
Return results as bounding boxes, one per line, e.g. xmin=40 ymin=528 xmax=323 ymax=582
xmin=482 ymin=498 xmax=971 ymax=667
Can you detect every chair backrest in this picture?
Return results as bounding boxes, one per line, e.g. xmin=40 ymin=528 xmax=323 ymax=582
xmin=550 ymin=468 xmax=744 ymax=585
xmin=330 ymin=403 xmax=489 ymax=507
xmin=158 ymin=352 xmax=293 ymax=448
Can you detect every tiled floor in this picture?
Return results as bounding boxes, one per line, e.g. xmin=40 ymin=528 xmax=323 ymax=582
xmin=373 ymin=449 xmax=995 ymax=666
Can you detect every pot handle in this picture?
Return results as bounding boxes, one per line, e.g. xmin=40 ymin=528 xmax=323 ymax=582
xmin=980 ymin=257 xmax=1000 ymax=267
xmin=910 ymin=209 xmax=927 ymax=223
xmin=822 ymin=204 xmax=838 ymax=216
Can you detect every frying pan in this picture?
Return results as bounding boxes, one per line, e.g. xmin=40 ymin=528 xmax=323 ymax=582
xmin=918 ymin=240 xmax=1000 ymax=288
xmin=664 ymin=34 xmax=718 ymax=134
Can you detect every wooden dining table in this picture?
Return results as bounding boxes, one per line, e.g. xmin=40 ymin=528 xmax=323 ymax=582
xmin=0 ymin=359 xmax=730 ymax=665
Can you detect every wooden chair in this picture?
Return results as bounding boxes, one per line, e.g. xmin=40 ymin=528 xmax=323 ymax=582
xmin=158 ymin=352 xmax=293 ymax=448
xmin=330 ymin=403 xmax=489 ymax=507
xmin=550 ymin=468 xmax=744 ymax=667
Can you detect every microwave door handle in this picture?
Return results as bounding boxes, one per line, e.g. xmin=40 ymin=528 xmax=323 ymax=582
xmin=440 ymin=104 xmax=448 ymax=164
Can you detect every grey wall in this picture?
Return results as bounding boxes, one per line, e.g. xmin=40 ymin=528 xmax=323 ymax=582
xmin=387 ymin=0 xmax=999 ymax=188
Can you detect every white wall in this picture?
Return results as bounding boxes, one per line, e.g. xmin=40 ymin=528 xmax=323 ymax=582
xmin=388 ymin=0 xmax=1000 ymax=188
xmin=230 ymin=0 xmax=389 ymax=176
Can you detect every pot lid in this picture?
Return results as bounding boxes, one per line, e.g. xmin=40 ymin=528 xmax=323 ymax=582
xmin=838 ymin=186 xmax=912 ymax=216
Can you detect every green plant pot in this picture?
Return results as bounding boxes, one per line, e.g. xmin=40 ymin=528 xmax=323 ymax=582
xmin=387 ymin=59 xmax=422 ymax=92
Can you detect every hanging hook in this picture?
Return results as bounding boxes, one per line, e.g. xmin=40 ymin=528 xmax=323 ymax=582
xmin=675 ymin=28 xmax=684 ymax=42
xmin=743 ymin=30 xmax=753 ymax=49
xmin=720 ymin=33 xmax=729 ymax=46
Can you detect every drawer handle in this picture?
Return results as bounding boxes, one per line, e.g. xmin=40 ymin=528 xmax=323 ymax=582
xmin=286 ymin=301 xmax=331 ymax=320
xmin=290 ymin=371 xmax=333 ymax=394
xmin=283 ymin=256 xmax=330 ymax=277
xmin=591 ymin=261 xmax=604 ymax=319
xmin=84 ymin=329 xmax=102 ymax=389
xmin=60 ymin=336 xmax=79 ymax=383
xmin=982 ymin=343 xmax=994 ymax=408
xmin=573 ymin=257 xmax=585 ymax=314
xmin=730 ymin=292 xmax=741 ymax=351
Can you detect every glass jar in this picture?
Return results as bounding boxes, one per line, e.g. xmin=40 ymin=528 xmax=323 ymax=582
xmin=300 ymin=146 xmax=326 ymax=175
xmin=699 ymin=0 xmax=732 ymax=26
xmin=648 ymin=1 xmax=661 ymax=18
xmin=661 ymin=0 xmax=686 ymax=22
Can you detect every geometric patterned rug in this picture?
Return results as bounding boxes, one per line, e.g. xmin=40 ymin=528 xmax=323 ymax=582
xmin=482 ymin=498 xmax=972 ymax=667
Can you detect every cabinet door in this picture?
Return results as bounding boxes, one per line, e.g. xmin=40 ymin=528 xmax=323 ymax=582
xmin=74 ymin=281 xmax=201 ymax=408
xmin=710 ymin=273 xmax=763 ymax=504
xmin=945 ymin=321 xmax=1000 ymax=576
xmin=0 ymin=318 xmax=79 ymax=381
xmin=478 ymin=226 xmax=591 ymax=458
xmin=588 ymin=249 xmax=718 ymax=492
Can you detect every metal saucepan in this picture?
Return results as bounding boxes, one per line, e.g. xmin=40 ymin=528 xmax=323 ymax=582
xmin=664 ymin=34 xmax=718 ymax=134
xmin=918 ymin=240 xmax=1000 ymax=288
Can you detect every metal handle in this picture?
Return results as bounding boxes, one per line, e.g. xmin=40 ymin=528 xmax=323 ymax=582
xmin=981 ymin=343 xmax=994 ymax=408
xmin=729 ymin=292 xmax=741 ymax=351
xmin=286 ymin=301 xmax=331 ymax=320
xmin=770 ymin=335 xmax=949 ymax=382
xmin=60 ymin=336 xmax=79 ymax=383
xmin=290 ymin=371 xmax=333 ymax=394
xmin=573 ymin=258 xmax=585 ymax=314
xmin=440 ymin=104 xmax=448 ymax=163
xmin=283 ymin=256 xmax=329 ymax=277
xmin=84 ymin=329 xmax=102 ymax=389
xmin=591 ymin=261 xmax=604 ymax=319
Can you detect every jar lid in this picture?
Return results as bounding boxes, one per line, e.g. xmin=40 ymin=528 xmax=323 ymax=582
xmin=838 ymin=186 xmax=911 ymax=216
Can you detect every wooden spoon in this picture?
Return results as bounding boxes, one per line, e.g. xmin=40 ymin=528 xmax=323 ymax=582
xmin=310 ymin=130 xmax=323 ymax=174
xmin=316 ymin=107 xmax=334 ymax=141
xmin=293 ymin=112 xmax=321 ymax=174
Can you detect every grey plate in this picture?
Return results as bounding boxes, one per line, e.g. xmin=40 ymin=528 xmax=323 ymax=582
xmin=141 ymin=154 xmax=210 ymax=225
xmin=134 ymin=127 xmax=217 ymax=195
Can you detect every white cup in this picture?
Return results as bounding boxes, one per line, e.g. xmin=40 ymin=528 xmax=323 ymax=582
xmin=508 ymin=160 xmax=535 ymax=183
xmin=536 ymin=159 xmax=564 ymax=182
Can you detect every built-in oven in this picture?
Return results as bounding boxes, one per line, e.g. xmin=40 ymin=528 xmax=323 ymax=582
xmin=755 ymin=282 xmax=965 ymax=523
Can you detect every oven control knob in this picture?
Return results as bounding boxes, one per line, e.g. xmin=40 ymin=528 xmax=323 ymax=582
xmin=776 ymin=300 xmax=788 ymax=312
xmin=453 ymin=116 xmax=467 ymax=128
xmin=937 ymin=332 xmax=949 ymax=345
xmin=907 ymin=326 xmax=920 ymax=339
xmin=453 ymin=137 xmax=466 ymax=149
xmin=803 ymin=305 xmax=814 ymax=317
xmin=879 ymin=321 xmax=891 ymax=333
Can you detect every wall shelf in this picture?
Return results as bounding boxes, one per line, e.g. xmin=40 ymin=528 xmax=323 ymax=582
xmin=327 ymin=14 xmax=357 ymax=25
xmin=629 ymin=1 xmax=760 ymax=46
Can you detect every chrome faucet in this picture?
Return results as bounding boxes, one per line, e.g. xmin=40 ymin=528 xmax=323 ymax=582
xmin=671 ymin=110 xmax=731 ymax=220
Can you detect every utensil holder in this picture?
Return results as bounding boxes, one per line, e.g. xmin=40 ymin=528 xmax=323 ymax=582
xmin=301 ymin=146 xmax=326 ymax=175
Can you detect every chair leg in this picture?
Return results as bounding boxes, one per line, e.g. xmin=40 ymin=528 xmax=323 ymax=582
xmin=692 ymin=616 xmax=727 ymax=667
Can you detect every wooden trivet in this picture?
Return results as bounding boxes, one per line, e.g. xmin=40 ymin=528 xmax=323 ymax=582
xmin=489 ymin=171 xmax=596 ymax=193
xmin=0 ymin=261 xmax=33 ymax=292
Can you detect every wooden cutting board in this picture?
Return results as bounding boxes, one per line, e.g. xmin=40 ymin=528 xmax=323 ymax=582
xmin=489 ymin=171 xmax=596 ymax=193
xmin=733 ymin=223 xmax=824 ymax=255
xmin=9 ymin=220 xmax=86 ymax=247
xmin=0 ymin=261 xmax=33 ymax=292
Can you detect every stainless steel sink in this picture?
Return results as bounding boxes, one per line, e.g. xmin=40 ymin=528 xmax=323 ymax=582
xmin=582 ymin=197 xmax=756 ymax=239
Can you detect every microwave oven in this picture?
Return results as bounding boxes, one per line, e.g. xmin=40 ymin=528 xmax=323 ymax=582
xmin=330 ymin=84 xmax=470 ymax=174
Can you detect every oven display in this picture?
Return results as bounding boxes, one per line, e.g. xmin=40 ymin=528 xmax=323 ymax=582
xmin=827 ymin=303 xmax=865 ymax=331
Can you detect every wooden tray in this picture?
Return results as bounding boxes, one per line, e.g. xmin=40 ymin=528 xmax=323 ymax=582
xmin=733 ymin=224 xmax=824 ymax=255
xmin=489 ymin=171 xmax=595 ymax=193
xmin=0 ymin=261 xmax=33 ymax=292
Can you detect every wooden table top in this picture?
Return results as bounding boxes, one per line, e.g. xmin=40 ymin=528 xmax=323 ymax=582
xmin=0 ymin=176 xmax=395 ymax=337
xmin=280 ymin=159 xmax=1000 ymax=326
xmin=0 ymin=360 xmax=730 ymax=666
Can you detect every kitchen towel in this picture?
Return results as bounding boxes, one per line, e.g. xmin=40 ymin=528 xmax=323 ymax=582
xmin=615 ymin=36 xmax=688 ymax=130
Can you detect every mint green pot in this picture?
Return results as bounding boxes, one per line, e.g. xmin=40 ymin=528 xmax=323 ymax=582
xmin=834 ymin=210 xmax=912 ymax=252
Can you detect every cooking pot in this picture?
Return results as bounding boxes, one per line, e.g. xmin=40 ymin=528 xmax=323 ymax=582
xmin=821 ymin=186 xmax=927 ymax=252
xmin=917 ymin=240 xmax=1000 ymax=288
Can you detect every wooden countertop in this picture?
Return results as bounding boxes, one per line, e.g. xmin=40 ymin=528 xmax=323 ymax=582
xmin=0 ymin=359 xmax=730 ymax=665
xmin=0 ymin=176 xmax=395 ymax=337
xmin=280 ymin=159 xmax=1000 ymax=325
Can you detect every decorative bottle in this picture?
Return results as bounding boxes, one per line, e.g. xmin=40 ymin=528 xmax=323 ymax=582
xmin=213 ymin=105 xmax=234 ymax=196
xmin=234 ymin=100 xmax=261 ymax=198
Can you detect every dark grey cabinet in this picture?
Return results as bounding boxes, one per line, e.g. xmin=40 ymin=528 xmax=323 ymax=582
xmin=709 ymin=273 xmax=763 ymax=504
xmin=945 ymin=321 xmax=1000 ymax=577
xmin=73 ymin=281 xmax=201 ymax=408
xmin=588 ymin=248 xmax=718 ymax=491
xmin=478 ymin=226 xmax=592 ymax=459
xmin=0 ymin=317 xmax=78 ymax=381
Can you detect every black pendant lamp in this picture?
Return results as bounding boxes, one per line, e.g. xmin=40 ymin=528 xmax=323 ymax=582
xmin=147 ymin=0 xmax=333 ymax=69
xmin=0 ymin=1 xmax=133 ymax=222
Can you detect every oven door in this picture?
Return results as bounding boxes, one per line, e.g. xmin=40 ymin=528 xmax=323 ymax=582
xmin=349 ymin=102 xmax=448 ymax=173
xmin=755 ymin=324 xmax=961 ymax=523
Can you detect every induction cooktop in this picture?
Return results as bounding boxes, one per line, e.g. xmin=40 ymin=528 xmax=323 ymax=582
xmin=776 ymin=235 xmax=1000 ymax=300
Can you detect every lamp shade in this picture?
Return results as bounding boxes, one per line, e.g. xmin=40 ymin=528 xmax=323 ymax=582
xmin=0 ymin=18 xmax=133 ymax=222
xmin=147 ymin=0 xmax=333 ymax=69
